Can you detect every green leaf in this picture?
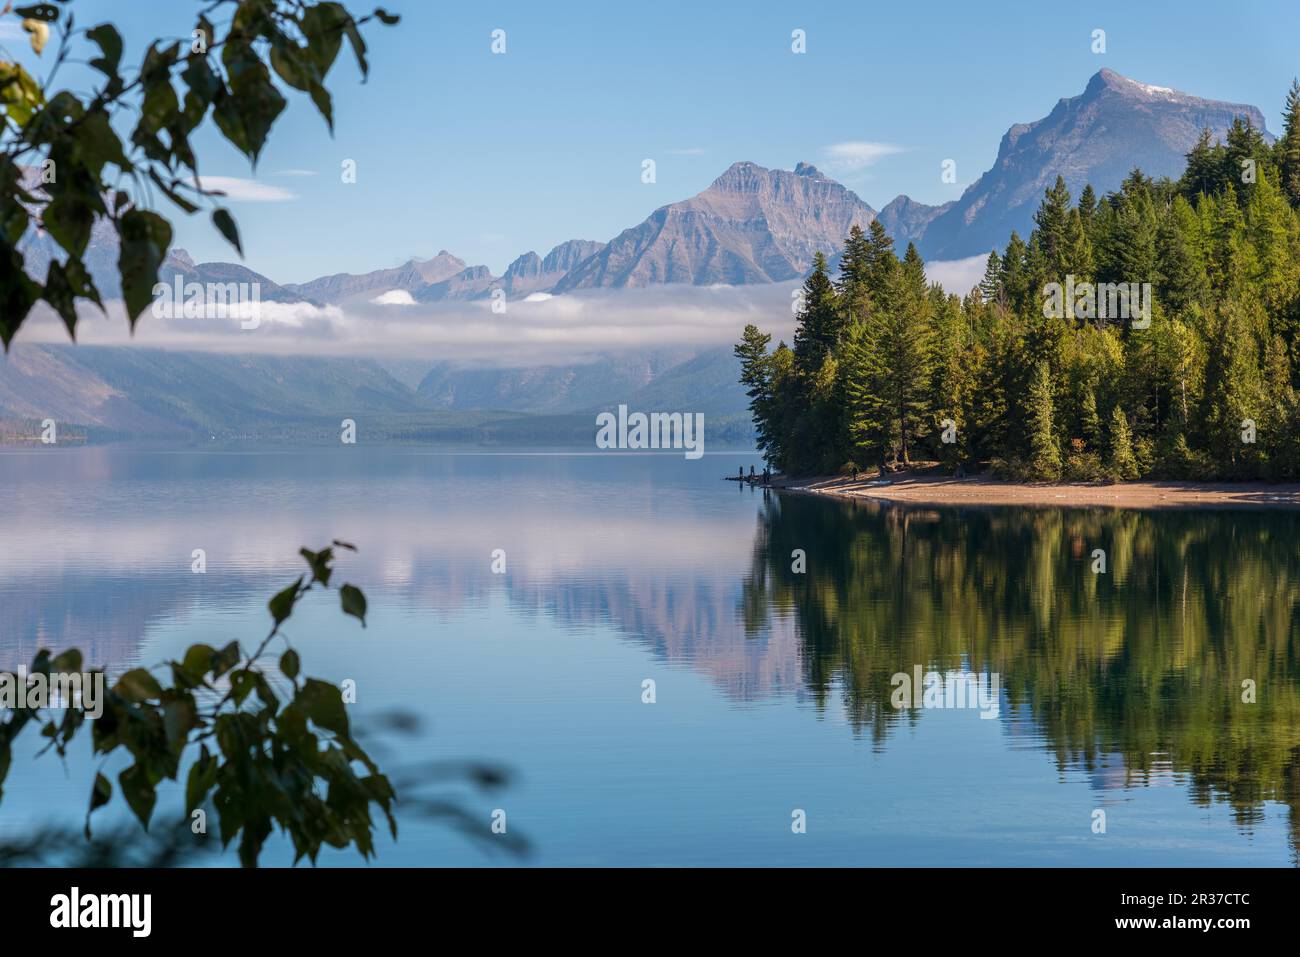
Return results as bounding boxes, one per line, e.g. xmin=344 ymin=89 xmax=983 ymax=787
xmin=342 ymin=14 xmax=370 ymax=79
xmin=117 ymin=208 xmax=173 ymax=325
xmin=212 ymin=208 xmax=242 ymax=255
xmin=301 ymin=3 xmax=347 ymax=75
xmin=162 ymin=692 xmax=198 ymax=750
xmin=269 ymin=576 xmax=303 ymax=626
xmin=180 ymin=52 xmax=220 ymax=128
xmin=86 ymin=23 xmax=124 ymax=92
xmin=42 ymin=262 xmax=81 ymax=339
xmin=340 ymin=584 xmax=367 ymax=626
xmin=179 ymin=643 xmax=216 ymax=680
xmin=299 ymin=546 xmax=334 ymax=586
xmin=185 ymin=744 xmax=217 ymax=813
xmin=85 ymin=772 xmax=111 ymax=837
xmin=118 ymin=764 xmax=157 ymax=830
xmin=49 ymin=648 xmax=83 ymax=673
xmin=114 ymin=667 xmax=163 ymax=702
xmin=280 ymin=649 xmax=300 ymax=680
xmin=0 ymin=61 xmax=46 ymax=127
xmin=374 ymin=9 xmax=401 ymax=26
xmin=298 ymin=679 xmax=349 ymax=735
xmin=220 ymin=42 xmax=286 ymax=162
xmin=211 ymin=641 xmax=241 ymax=678
xmin=229 ymin=669 xmax=256 ymax=705
xmin=42 ymin=191 xmax=96 ymax=259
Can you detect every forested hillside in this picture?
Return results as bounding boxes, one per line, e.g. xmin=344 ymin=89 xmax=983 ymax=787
xmin=737 ymin=83 xmax=1300 ymax=481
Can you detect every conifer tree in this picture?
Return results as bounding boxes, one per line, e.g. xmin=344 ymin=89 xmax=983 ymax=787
xmin=1034 ymin=176 xmax=1074 ymax=281
xmin=734 ymin=324 xmax=776 ymax=460
xmin=1183 ymin=128 xmax=1222 ymax=199
xmin=862 ymin=220 xmax=899 ymax=306
xmin=1107 ymin=405 xmax=1140 ymax=480
xmin=1279 ymin=79 xmax=1300 ymax=207
xmin=978 ymin=251 xmax=1003 ymax=305
xmin=1027 ymin=361 xmax=1062 ymax=480
xmin=1080 ymin=386 xmax=1102 ymax=451
xmin=792 ymin=252 xmax=840 ymax=375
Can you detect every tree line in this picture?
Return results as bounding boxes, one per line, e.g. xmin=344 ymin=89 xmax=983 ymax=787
xmin=735 ymin=80 xmax=1300 ymax=481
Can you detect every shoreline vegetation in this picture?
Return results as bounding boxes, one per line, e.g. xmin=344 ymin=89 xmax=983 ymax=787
xmin=734 ymin=81 xmax=1300 ymax=486
xmin=767 ymin=466 xmax=1300 ymax=509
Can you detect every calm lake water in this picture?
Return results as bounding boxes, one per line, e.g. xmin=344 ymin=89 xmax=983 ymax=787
xmin=1 ymin=447 xmax=1298 ymax=866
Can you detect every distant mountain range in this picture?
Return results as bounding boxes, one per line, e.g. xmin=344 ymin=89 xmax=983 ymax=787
xmin=82 ymin=67 xmax=1265 ymax=305
xmin=0 ymin=343 xmax=754 ymax=443
xmin=5 ymin=69 xmax=1276 ymax=441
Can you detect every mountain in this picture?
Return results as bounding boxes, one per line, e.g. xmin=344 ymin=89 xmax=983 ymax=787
xmin=499 ymin=240 xmax=606 ymax=297
xmin=905 ymin=68 xmax=1273 ymax=260
xmin=283 ymin=250 xmax=468 ymax=304
xmin=876 ymin=195 xmax=953 ymax=251
xmin=0 ymin=343 xmax=755 ymax=441
xmin=555 ymin=161 xmax=876 ymax=290
xmin=416 ymin=349 xmax=700 ymax=414
xmin=159 ymin=249 xmax=308 ymax=304
xmin=414 ymin=264 xmax=498 ymax=303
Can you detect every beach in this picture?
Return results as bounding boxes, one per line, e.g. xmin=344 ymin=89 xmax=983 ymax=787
xmin=770 ymin=471 xmax=1300 ymax=509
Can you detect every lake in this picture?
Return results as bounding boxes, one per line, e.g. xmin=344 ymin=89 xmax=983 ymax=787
xmin=1 ymin=447 xmax=1297 ymax=866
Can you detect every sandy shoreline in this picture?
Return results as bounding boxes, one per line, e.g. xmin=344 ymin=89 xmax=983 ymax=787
xmin=768 ymin=472 xmax=1300 ymax=510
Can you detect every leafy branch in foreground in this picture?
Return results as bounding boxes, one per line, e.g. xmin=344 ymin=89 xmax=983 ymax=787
xmin=0 ymin=542 xmax=395 ymax=867
xmin=1 ymin=0 xmax=399 ymax=346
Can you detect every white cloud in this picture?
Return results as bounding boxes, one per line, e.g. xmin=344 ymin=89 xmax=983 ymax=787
xmin=822 ymin=141 xmax=906 ymax=172
xmin=925 ymin=253 xmax=990 ymax=296
xmin=190 ymin=175 xmax=296 ymax=202
xmin=15 ymin=283 xmax=800 ymax=366
xmin=371 ymin=289 xmax=417 ymax=305
xmin=273 ymin=169 xmax=318 ymax=177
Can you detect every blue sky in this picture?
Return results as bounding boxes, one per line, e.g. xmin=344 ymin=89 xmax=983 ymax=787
xmin=4 ymin=0 xmax=1298 ymax=282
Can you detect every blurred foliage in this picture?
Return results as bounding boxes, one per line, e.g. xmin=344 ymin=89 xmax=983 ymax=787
xmin=0 ymin=0 xmax=398 ymax=345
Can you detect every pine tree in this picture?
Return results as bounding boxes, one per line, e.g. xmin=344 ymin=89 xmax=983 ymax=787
xmin=734 ymin=324 xmax=775 ymax=459
xmin=1078 ymin=184 xmax=1098 ymax=236
xmin=839 ymin=318 xmax=889 ymax=464
xmin=978 ymin=251 xmax=1003 ymax=305
xmin=1224 ymin=116 xmax=1274 ymax=204
xmin=1080 ymin=385 xmax=1102 ymax=451
xmin=792 ymin=252 xmax=840 ymax=375
xmin=1033 ymin=175 xmax=1074 ymax=281
xmin=862 ymin=220 xmax=899 ymax=307
xmin=1107 ymin=405 xmax=1140 ymax=480
xmin=1182 ymin=128 xmax=1222 ymax=199
xmin=1156 ymin=195 xmax=1206 ymax=313
xmin=1027 ymin=361 xmax=1061 ymax=480
xmin=836 ymin=224 xmax=871 ymax=318
xmin=1000 ymin=231 xmax=1031 ymax=313
xmin=1279 ymin=79 xmax=1300 ymax=207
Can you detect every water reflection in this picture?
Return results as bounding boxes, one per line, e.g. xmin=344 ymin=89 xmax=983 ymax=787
xmin=746 ymin=492 xmax=1300 ymax=860
xmin=3 ymin=448 xmax=1298 ymax=864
